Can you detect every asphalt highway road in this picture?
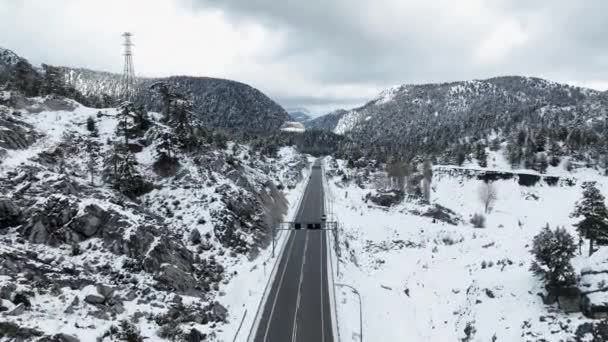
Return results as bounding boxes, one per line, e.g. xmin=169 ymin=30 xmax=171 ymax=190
xmin=252 ymin=160 xmax=333 ymax=342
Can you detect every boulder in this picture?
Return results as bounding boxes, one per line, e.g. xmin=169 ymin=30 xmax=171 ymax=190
xmin=210 ymin=301 xmax=228 ymax=322
xmin=189 ymin=229 xmax=202 ymax=245
xmin=0 ymin=322 xmax=43 ymax=340
xmin=21 ymin=197 xmax=79 ymax=245
xmin=0 ymin=115 xmax=36 ymax=150
xmin=54 ymin=334 xmax=81 ymax=342
xmin=70 ymin=204 xmax=109 ymax=238
xmin=143 ymin=238 xmax=194 ymax=274
xmin=96 ymin=284 xmax=114 ymax=300
xmin=185 ymin=328 xmax=206 ymax=342
xmin=0 ymin=282 xmax=16 ymax=299
xmin=63 ymin=296 xmax=79 ymax=314
xmin=0 ymin=197 xmax=21 ymax=229
xmin=154 ymin=264 xmax=200 ymax=296
xmin=6 ymin=303 xmax=25 ymax=316
xmin=557 ymin=287 xmax=582 ymax=313
xmin=12 ymin=292 xmax=31 ymax=308
xmin=419 ymin=204 xmax=462 ymax=225
xmin=84 ymin=294 xmax=105 ymax=305
xmin=367 ymin=190 xmax=405 ymax=207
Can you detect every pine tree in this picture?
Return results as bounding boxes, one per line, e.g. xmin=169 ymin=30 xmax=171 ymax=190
xmin=474 ymin=143 xmax=487 ymax=168
xmin=489 ymin=138 xmax=501 ymax=151
xmin=422 ymin=159 xmax=433 ymax=203
xmin=535 ymin=130 xmax=547 ymax=152
xmin=571 ymin=182 xmax=608 ymax=256
xmin=455 ymin=145 xmax=466 ymax=166
xmin=11 ymin=60 xmax=41 ymax=96
xmin=548 ymin=140 xmax=561 ymax=167
xmin=103 ymin=143 xmax=150 ymax=198
xmin=41 ymin=64 xmax=67 ymax=96
xmin=86 ymin=141 xmax=99 ymax=186
xmin=530 ymin=225 xmax=576 ymax=290
xmin=86 ymin=116 xmax=99 ymax=137
xmin=133 ymin=104 xmax=152 ymax=133
xmin=116 ymin=102 xmax=137 ymax=145
xmin=156 ymin=132 xmax=178 ymax=159
xmin=537 ymin=153 xmax=549 ymax=174
xmin=151 ymin=82 xmax=198 ymax=150
xmin=505 ymin=142 xmax=521 ymax=169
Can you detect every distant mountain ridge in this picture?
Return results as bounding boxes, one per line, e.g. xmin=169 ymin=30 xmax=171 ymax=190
xmin=64 ymin=67 xmax=290 ymax=132
xmin=305 ymin=109 xmax=348 ymax=131
xmin=287 ymin=108 xmax=312 ymax=122
xmin=0 ymin=46 xmax=290 ymax=133
xmin=308 ymin=76 xmax=608 ymax=156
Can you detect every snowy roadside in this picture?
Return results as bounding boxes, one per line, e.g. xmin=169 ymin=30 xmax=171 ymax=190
xmin=327 ymin=157 xmax=608 ymax=342
xmin=221 ymin=162 xmax=312 ymax=342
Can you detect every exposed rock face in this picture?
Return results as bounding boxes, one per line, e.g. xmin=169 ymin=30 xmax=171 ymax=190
xmin=21 ymin=196 xmax=79 ymax=245
xmin=411 ymin=204 xmax=463 ymax=225
xmin=0 ymin=113 xmax=37 ymax=150
xmin=189 ymin=229 xmax=201 ymax=245
xmin=0 ymin=197 xmax=21 ymax=229
xmin=367 ymin=190 xmax=405 ymax=207
xmin=6 ymin=303 xmax=25 ymax=316
xmin=0 ymin=321 xmax=44 ymax=341
xmin=185 ymin=328 xmax=205 ymax=342
xmin=84 ymin=294 xmax=105 ymax=305
xmin=69 ymin=204 xmax=109 ymax=238
xmin=154 ymin=264 xmax=199 ymax=295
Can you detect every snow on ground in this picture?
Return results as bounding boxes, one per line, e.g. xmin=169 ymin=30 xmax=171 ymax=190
xmin=224 ymin=164 xmax=311 ymax=342
xmin=326 ymin=157 xmax=608 ymax=342
xmin=0 ymin=96 xmax=312 ymax=341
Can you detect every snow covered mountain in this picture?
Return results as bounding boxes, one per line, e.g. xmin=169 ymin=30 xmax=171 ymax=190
xmin=0 ymin=47 xmax=290 ymax=133
xmin=304 ymin=108 xmax=348 ymax=131
xmin=287 ymin=108 xmax=312 ymax=122
xmin=0 ymin=90 xmax=309 ymax=341
xmin=64 ymin=67 xmax=290 ymax=133
xmin=311 ymin=77 xmax=608 ymax=160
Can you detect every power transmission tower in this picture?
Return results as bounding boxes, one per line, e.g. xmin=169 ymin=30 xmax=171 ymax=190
xmin=120 ymin=32 xmax=136 ymax=101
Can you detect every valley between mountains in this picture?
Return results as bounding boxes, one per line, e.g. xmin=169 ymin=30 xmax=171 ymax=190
xmin=3 ymin=45 xmax=608 ymax=342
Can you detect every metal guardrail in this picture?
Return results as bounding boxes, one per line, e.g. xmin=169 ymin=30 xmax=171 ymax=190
xmin=323 ymin=158 xmax=363 ymax=342
xmin=322 ymin=160 xmax=342 ymax=342
xmin=335 ymin=283 xmax=363 ymax=342
xmin=232 ymin=310 xmax=248 ymax=342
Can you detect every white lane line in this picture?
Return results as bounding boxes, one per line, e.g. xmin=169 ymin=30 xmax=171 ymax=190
xmin=292 ymin=230 xmax=310 ymax=342
xmin=263 ymin=232 xmax=297 ymax=342
xmin=296 ymin=173 xmax=313 ymax=224
xmin=320 ymin=229 xmax=325 ymax=342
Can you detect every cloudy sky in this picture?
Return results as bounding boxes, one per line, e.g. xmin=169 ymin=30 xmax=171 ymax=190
xmin=1 ymin=0 xmax=607 ymax=115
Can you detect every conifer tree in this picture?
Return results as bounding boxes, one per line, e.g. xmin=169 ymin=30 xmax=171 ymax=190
xmin=474 ymin=143 xmax=487 ymax=167
xmin=116 ymin=102 xmax=137 ymax=145
xmin=571 ymin=182 xmax=608 ymax=256
xmin=422 ymin=159 xmax=433 ymax=203
xmin=537 ymin=153 xmax=549 ymax=174
xmin=530 ymin=225 xmax=576 ymax=290
xmin=548 ymin=140 xmax=561 ymax=167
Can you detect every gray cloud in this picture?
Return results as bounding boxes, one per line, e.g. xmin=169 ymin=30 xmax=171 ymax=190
xmin=186 ymin=0 xmax=608 ymax=96
xmin=2 ymin=1 xmax=608 ymax=114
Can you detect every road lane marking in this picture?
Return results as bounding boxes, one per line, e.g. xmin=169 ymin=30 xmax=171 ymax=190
xmin=263 ymin=231 xmax=297 ymax=342
xmin=292 ymin=229 xmax=310 ymax=342
xmin=321 ymin=229 xmax=325 ymax=342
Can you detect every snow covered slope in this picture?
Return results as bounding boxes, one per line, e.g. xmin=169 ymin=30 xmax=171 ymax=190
xmin=0 ymin=91 xmax=309 ymax=341
xmin=325 ymin=156 xmax=608 ymax=342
